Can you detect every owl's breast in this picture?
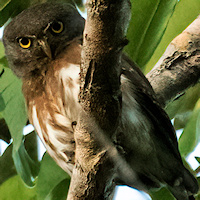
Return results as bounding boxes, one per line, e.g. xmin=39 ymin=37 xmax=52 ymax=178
xmin=57 ymin=63 xmax=81 ymax=120
xmin=26 ymin=63 xmax=81 ymax=175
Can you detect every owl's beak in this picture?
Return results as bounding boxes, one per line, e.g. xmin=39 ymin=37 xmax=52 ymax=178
xmin=38 ymin=39 xmax=52 ymax=59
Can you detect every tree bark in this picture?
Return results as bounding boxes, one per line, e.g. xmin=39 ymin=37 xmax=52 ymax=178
xmin=67 ymin=4 xmax=200 ymax=200
xmin=146 ymin=15 xmax=200 ymax=108
xmin=67 ymin=1 xmax=131 ymax=199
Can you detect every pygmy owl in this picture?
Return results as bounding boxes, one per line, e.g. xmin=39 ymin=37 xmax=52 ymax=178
xmin=3 ymin=2 xmax=198 ymax=200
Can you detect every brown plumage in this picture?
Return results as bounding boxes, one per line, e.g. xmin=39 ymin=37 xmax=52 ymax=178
xmin=23 ymin=38 xmax=83 ymax=174
xmin=3 ymin=2 xmax=198 ymax=199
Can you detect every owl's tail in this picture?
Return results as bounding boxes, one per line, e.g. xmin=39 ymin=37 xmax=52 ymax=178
xmin=168 ymin=167 xmax=199 ymax=200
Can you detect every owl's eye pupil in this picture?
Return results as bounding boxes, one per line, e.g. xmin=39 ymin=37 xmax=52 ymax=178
xmin=51 ymin=21 xmax=64 ymax=34
xmin=18 ymin=37 xmax=31 ymax=49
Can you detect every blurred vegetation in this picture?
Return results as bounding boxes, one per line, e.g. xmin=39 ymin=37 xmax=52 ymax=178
xmin=0 ymin=0 xmax=199 ymax=199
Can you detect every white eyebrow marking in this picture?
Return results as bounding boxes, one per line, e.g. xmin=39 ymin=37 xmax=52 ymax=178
xmin=43 ymin=22 xmax=51 ymax=34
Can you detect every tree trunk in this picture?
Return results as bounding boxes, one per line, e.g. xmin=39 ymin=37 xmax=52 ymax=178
xmin=67 ymin=0 xmax=200 ymax=198
xmin=67 ymin=0 xmax=131 ymax=199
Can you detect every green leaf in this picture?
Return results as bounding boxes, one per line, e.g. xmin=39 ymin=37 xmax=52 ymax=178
xmin=36 ymin=153 xmax=70 ymax=200
xmin=74 ymin=0 xmax=83 ymax=7
xmin=126 ymin=0 xmax=177 ymax=68
xmin=0 ymin=0 xmax=11 ymax=11
xmin=0 ymin=56 xmax=9 ymax=68
xmin=0 ymin=118 xmax=11 ymax=142
xmin=0 ymin=66 xmax=26 ymax=151
xmin=145 ymin=0 xmax=200 ymax=72
xmin=195 ymin=157 xmax=200 ymax=163
xmin=46 ymin=0 xmax=76 ymax=6
xmin=0 ymin=143 xmax=16 ymax=185
xmin=0 ymin=87 xmax=6 ymax=111
xmin=24 ymin=131 xmax=39 ymax=162
xmin=196 ymin=177 xmax=200 ymax=199
xmin=0 ymin=175 xmax=37 ymax=200
xmin=0 ymin=0 xmax=31 ymax=27
xmin=0 ymin=0 xmax=17 ymax=27
xmin=0 ymin=41 xmax=5 ymax=58
xmin=150 ymin=187 xmax=174 ymax=200
xmin=45 ymin=179 xmax=70 ymax=200
xmin=0 ymin=66 xmax=39 ymax=186
xmin=179 ymin=102 xmax=200 ymax=157
xmin=166 ymin=83 xmax=200 ymax=119
xmin=13 ymin=141 xmax=39 ymax=186
xmin=173 ymin=112 xmax=192 ymax=130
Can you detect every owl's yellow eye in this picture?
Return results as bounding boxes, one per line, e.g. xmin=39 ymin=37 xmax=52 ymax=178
xmin=51 ymin=21 xmax=64 ymax=34
xmin=19 ymin=37 xmax=31 ymax=49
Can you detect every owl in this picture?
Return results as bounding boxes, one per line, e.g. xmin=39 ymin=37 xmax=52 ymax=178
xmin=3 ymin=2 xmax=198 ymax=200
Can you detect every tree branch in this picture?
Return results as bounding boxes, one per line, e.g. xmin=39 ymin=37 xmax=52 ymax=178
xmin=147 ymin=15 xmax=200 ymax=108
xmin=67 ymin=1 xmax=131 ymax=199
xmin=67 ymin=5 xmax=200 ymax=200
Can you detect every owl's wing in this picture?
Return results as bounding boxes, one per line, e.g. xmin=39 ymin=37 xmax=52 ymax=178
xmin=121 ymin=54 xmax=181 ymax=160
xmin=121 ymin=54 xmax=198 ymax=198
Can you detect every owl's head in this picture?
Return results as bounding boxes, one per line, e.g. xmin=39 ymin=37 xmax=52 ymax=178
xmin=3 ymin=2 xmax=85 ymax=78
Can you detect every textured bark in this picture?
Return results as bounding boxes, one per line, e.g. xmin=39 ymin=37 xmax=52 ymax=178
xmin=147 ymin=15 xmax=200 ymax=108
xmin=67 ymin=1 xmax=131 ymax=199
xmin=67 ymin=4 xmax=200 ymax=200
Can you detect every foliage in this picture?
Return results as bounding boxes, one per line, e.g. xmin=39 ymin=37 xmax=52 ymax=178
xmin=0 ymin=0 xmax=199 ymax=199
xmin=126 ymin=0 xmax=177 ymax=69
